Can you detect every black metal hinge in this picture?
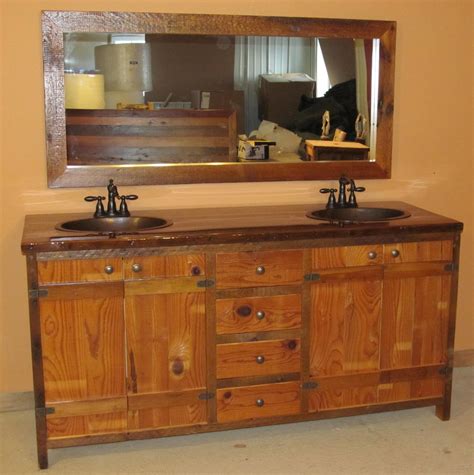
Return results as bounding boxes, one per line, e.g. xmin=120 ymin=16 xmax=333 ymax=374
xmin=304 ymin=273 xmax=320 ymax=282
xmin=28 ymin=288 xmax=48 ymax=299
xmin=35 ymin=407 xmax=55 ymax=416
xmin=197 ymin=279 xmax=215 ymax=288
xmin=444 ymin=263 xmax=457 ymax=272
xmin=198 ymin=392 xmax=215 ymax=400
xmin=438 ymin=366 xmax=451 ymax=376
xmin=301 ymin=381 xmax=318 ymax=390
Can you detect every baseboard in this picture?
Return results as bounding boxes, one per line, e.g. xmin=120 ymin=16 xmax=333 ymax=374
xmin=1 ymin=350 xmax=473 ymax=413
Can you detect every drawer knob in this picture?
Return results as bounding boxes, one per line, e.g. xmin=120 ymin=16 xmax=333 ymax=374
xmin=131 ymin=263 xmax=142 ymax=273
xmin=236 ymin=305 xmax=252 ymax=317
xmin=104 ymin=265 xmax=114 ymax=274
xmin=367 ymin=251 xmax=377 ymax=260
xmin=256 ymin=355 xmax=265 ymax=364
xmin=256 ymin=310 xmax=266 ymax=320
xmin=191 ymin=265 xmax=201 ymax=276
xmin=256 ymin=398 xmax=265 ymax=407
xmin=256 ymin=265 xmax=266 ymax=275
xmin=391 ymin=249 xmax=400 ymax=258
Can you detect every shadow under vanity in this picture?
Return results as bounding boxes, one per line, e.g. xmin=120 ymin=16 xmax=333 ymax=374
xmin=22 ymin=201 xmax=462 ymax=469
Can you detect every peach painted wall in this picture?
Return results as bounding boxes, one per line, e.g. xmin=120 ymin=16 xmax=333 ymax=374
xmin=1 ymin=0 xmax=472 ymax=392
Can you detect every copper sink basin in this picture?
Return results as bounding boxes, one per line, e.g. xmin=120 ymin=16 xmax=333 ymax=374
xmin=307 ymin=207 xmax=410 ymax=224
xmin=56 ymin=216 xmax=172 ymax=234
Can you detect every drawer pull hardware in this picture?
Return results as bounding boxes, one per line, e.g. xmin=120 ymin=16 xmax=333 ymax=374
xmin=237 ymin=305 xmax=252 ymax=317
xmin=302 ymin=381 xmax=318 ymax=390
xmin=198 ymin=392 xmax=215 ymax=400
xmin=304 ymin=273 xmax=320 ymax=282
xmin=131 ymin=263 xmax=142 ymax=273
xmin=256 ymin=310 xmax=266 ymax=320
xmin=391 ymin=249 xmax=400 ymax=258
xmin=191 ymin=265 xmax=202 ymax=276
xmin=197 ymin=279 xmax=215 ymax=288
xmin=256 ymin=398 xmax=265 ymax=407
xmin=256 ymin=265 xmax=266 ymax=275
xmin=256 ymin=355 xmax=265 ymax=364
xmin=287 ymin=340 xmax=298 ymax=350
xmin=367 ymin=251 xmax=377 ymax=260
xmin=104 ymin=265 xmax=114 ymax=274
xmin=28 ymin=288 xmax=49 ymax=299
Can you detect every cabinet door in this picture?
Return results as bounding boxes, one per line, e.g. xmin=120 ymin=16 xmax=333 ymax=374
xmin=124 ymin=255 xmax=207 ymax=430
xmin=308 ymin=248 xmax=383 ymax=412
xmin=380 ymin=241 xmax=453 ymax=402
xmin=39 ymin=278 xmax=126 ymax=439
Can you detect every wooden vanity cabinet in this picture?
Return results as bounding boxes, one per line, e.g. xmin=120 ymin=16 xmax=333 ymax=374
xmin=24 ymin=218 xmax=461 ymax=468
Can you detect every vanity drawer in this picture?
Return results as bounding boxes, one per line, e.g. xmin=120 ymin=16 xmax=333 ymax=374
xmin=383 ymin=241 xmax=453 ymax=263
xmin=215 ymin=250 xmax=303 ymax=289
xmin=216 ymin=294 xmax=301 ymax=334
xmin=216 ymin=381 xmax=301 ymax=423
xmin=123 ymin=254 xmax=205 ymax=280
xmin=38 ymin=258 xmax=123 ymax=284
xmin=216 ymin=339 xmax=300 ymax=379
xmin=312 ymin=245 xmax=383 ymax=269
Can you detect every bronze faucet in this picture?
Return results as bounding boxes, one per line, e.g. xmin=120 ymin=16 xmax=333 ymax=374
xmin=85 ymin=179 xmax=138 ymax=218
xmin=320 ymin=176 xmax=365 ymax=209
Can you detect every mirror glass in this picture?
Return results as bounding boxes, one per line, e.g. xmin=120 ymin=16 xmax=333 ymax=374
xmin=63 ymin=33 xmax=379 ymax=166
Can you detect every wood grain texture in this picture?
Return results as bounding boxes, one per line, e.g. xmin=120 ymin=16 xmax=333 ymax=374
xmin=215 ymin=250 xmax=303 ymax=289
xmin=125 ymin=290 xmax=206 ymax=430
xmin=40 ymin=293 xmax=126 ymax=438
xmin=216 ymin=381 xmax=301 ymax=423
xmin=383 ymin=240 xmax=453 ymax=263
xmin=124 ymin=254 xmax=205 ymax=280
xmin=309 ymin=385 xmax=378 ymax=412
xmin=66 ymin=109 xmax=237 ymax=165
xmin=216 ymin=339 xmax=300 ymax=379
xmin=46 ymin=412 xmax=127 ymax=439
xmin=47 ymin=397 xmax=127 ymax=419
xmin=216 ymin=294 xmax=301 ymax=334
xmin=125 ymin=277 xmax=205 ymax=296
xmin=312 ymin=245 xmax=383 ymax=269
xmin=309 ymin=278 xmax=382 ymax=377
xmin=42 ymin=11 xmax=396 ymax=187
xmin=38 ymin=258 xmax=123 ymax=284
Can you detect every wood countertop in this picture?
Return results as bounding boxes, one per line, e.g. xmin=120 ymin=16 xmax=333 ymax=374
xmin=21 ymin=202 xmax=463 ymax=254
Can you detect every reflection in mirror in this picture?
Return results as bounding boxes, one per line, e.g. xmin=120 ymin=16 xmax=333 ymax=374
xmin=63 ymin=33 xmax=379 ymax=166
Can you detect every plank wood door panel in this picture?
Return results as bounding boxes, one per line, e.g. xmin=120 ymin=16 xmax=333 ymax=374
xmin=383 ymin=240 xmax=453 ymax=264
xmin=309 ymin=277 xmax=382 ymax=377
xmin=40 ymin=290 xmax=126 ymax=438
xmin=381 ymin=273 xmax=451 ymax=401
xmin=125 ymin=287 xmax=207 ymax=430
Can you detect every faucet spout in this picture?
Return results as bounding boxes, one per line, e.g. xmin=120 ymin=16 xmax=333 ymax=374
xmin=106 ymin=179 xmax=119 ymax=216
xmin=336 ymin=176 xmax=350 ymax=208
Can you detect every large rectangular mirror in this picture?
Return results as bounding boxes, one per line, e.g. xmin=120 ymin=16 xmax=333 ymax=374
xmin=42 ymin=12 xmax=396 ymax=187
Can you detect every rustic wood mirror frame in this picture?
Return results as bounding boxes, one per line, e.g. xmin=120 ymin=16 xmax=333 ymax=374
xmin=42 ymin=11 xmax=396 ymax=188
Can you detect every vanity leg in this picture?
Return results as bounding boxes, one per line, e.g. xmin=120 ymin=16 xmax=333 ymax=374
xmin=35 ymin=411 xmax=49 ymax=469
xmin=435 ymin=373 xmax=453 ymax=421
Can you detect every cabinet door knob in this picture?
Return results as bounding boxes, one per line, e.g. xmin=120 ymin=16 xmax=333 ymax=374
xmin=104 ymin=265 xmax=114 ymax=274
xmin=256 ymin=310 xmax=266 ymax=320
xmin=236 ymin=305 xmax=252 ymax=317
xmin=256 ymin=398 xmax=265 ymax=407
xmin=131 ymin=263 xmax=142 ymax=273
xmin=391 ymin=249 xmax=400 ymax=258
xmin=256 ymin=355 xmax=265 ymax=364
xmin=256 ymin=265 xmax=266 ymax=275
xmin=367 ymin=251 xmax=377 ymax=260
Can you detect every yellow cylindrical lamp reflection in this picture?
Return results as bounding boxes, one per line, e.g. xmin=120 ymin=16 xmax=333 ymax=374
xmin=65 ymin=73 xmax=105 ymax=109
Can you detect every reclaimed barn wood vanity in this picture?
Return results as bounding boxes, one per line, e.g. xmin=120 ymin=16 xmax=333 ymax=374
xmin=22 ymin=201 xmax=462 ymax=468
